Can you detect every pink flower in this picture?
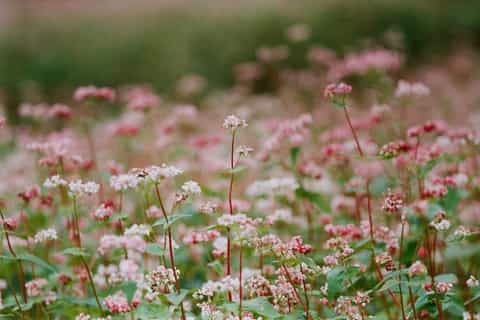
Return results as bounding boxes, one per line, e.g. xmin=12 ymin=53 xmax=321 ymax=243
xmin=103 ymin=291 xmax=131 ymax=313
xmin=324 ymin=82 xmax=352 ymax=99
xmin=74 ymin=85 xmax=115 ymax=102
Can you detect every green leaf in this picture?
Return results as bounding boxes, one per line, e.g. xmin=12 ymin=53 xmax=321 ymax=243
xmin=290 ymin=147 xmax=300 ymax=167
xmin=434 ymin=273 xmax=458 ymax=284
xmin=465 ymin=290 xmax=480 ymax=305
xmin=135 ymin=303 xmax=172 ymax=319
xmin=153 ymin=213 xmax=193 ymax=229
xmin=122 ymin=281 xmax=137 ymax=302
xmin=145 ymin=243 xmax=165 ymax=256
xmin=18 ymin=253 xmax=57 ymax=272
xmin=438 ymin=187 xmax=466 ymax=215
xmin=295 ymin=187 xmax=330 ymax=212
xmin=230 ymin=165 xmax=247 ymax=175
xmin=419 ymin=159 xmax=439 ymax=179
xmin=62 ymin=247 xmax=90 ymax=257
xmin=166 ymin=289 xmax=189 ymax=306
xmin=242 ymin=297 xmax=282 ymax=318
xmin=369 ymin=176 xmax=394 ymax=197
xmin=207 ymin=260 xmax=224 ymax=276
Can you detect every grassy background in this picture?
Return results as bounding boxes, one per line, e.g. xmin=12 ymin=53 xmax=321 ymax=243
xmin=0 ymin=0 xmax=480 ymax=121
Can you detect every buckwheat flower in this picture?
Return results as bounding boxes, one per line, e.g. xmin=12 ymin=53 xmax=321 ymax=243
xmin=33 ymin=228 xmax=57 ymax=244
xmin=395 ymin=80 xmax=430 ymax=98
xmin=435 ymin=282 xmax=453 ymax=294
xmin=236 ymin=145 xmax=254 ymax=157
xmin=143 ymin=265 xmax=179 ymax=299
xmin=430 ymin=211 xmax=451 ymax=231
xmin=467 ymin=275 xmax=479 ymax=288
xmin=453 ymin=226 xmax=472 ymax=238
xmin=462 ymin=312 xmax=480 ymax=320
xmin=74 ymin=85 xmax=115 ymax=102
xmin=25 ymin=278 xmax=48 ymax=297
xmin=91 ymin=203 xmax=115 ymax=221
xmin=68 ymin=180 xmax=99 ymax=197
xmin=217 ymin=213 xmax=248 ymax=227
xmin=246 ymin=177 xmax=299 ymax=197
xmin=408 ymin=261 xmax=427 ymax=277
xmin=285 ymin=23 xmax=311 ymax=42
xmin=212 ymin=236 xmax=228 ymax=257
xmin=124 ymin=224 xmax=151 ymax=237
xmin=44 ymin=290 xmax=57 ymax=305
xmin=181 ymin=180 xmax=201 ymax=195
xmin=324 ymin=82 xmax=352 ymax=99
xmin=197 ymin=201 xmax=218 ymax=215
xmin=382 ymin=190 xmax=404 ymax=214
xmin=144 ymin=164 xmax=183 ymax=182
xmin=43 ymin=175 xmax=67 ymax=188
xmin=222 ymin=115 xmax=248 ymax=131
xmin=103 ymin=291 xmax=131 ymax=313
xmin=110 ymin=173 xmax=139 ymax=191
xmin=145 ymin=205 xmax=163 ymax=218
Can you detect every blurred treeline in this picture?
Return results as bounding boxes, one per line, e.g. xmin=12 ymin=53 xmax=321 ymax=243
xmin=0 ymin=0 xmax=480 ymax=122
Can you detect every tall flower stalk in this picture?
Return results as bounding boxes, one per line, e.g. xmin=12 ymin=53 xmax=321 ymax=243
xmin=154 ymin=184 xmax=186 ymax=320
xmin=222 ymin=115 xmax=247 ymax=303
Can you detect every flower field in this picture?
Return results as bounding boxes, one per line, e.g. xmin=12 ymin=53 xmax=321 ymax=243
xmin=0 ymin=18 xmax=480 ymax=320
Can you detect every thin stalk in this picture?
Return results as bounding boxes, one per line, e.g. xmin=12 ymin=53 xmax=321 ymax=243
xmin=0 ymin=209 xmax=27 ymax=303
xmin=239 ymin=243 xmax=243 ymax=317
xmin=424 ymin=228 xmax=443 ymax=320
xmin=343 ymin=106 xmax=364 ymax=156
xmin=398 ymin=221 xmax=407 ymax=320
xmin=281 ymin=264 xmax=305 ymax=308
xmin=154 ymin=185 xmax=186 ymax=320
xmin=80 ymin=256 xmax=105 ymax=316
xmin=226 ymin=131 xmax=236 ymax=302
xmin=300 ymin=264 xmax=311 ymax=319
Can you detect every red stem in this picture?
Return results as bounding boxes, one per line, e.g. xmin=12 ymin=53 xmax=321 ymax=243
xmin=0 ymin=209 xmax=27 ymax=303
xmin=226 ymin=132 xmax=236 ymax=302
xmin=343 ymin=106 xmax=364 ymax=156
xmin=154 ymin=185 xmax=186 ymax=320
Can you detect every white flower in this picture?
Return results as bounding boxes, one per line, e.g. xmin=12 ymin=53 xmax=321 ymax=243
xmin=236 ymin=145 xmax=254 ymax=157
xmin=144 ymin=164 xmax=183 ymax=182
xmin=181 ymin=180 xmax=201 ymax=195
xmin=467 ymin=275 xmax=479 ymax=288
xmin=395 ymin=80 xmax=430 ymax=98
xmin=68 ymin=179 xmax=99 ymax=196
xmin=430 ymin=219 xmax=451 ymax=231
xmin=222 ymin=115 xmax=247 ymax=131
xmin=246 ymin=177 xmax=299 ymax=197
xmin=124 ymin=224 xmax=151 ymax=237
xmin=110 ymin=174 xmax=139 ymax=191
xmin=33 ymin=228 xmax=57 ymax=244
xmin=43 ymin=175 xmax=67 ymax=188
xmin=217 ymin=213 xmax=248 ymax=226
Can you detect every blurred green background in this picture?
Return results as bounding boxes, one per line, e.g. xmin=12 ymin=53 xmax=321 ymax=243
xmin=1 ymin=0 xmax=480 ymax=121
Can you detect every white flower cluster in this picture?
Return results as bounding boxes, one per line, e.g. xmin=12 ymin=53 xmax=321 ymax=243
xmin=236 ymin=145 xmax=254 ymax=157
xmin=430 ymin=218 xmax=451 ymax=231
xmin=141 ymin=266 xmax=179 ymax=301
xmin=181 ymin=180 xmax=201 ymax=195
xmin=395 ymin=80 xmax=430 ymax=98
xmin=193 ymin=276 xmax=240 ymax=300
xmin=68 ymin=180 xmax=100 ymax=196
xmin=217 ymin=213 xmax=249 ymax=226
xmin=222 ymin=115 xmax=248 ymax=131
xmin=124 ymin=224 xmax=151 ymax=237
xmin=43 ymin=175 xmax=67 ymax=188
xmin=110 ymin=173 xmax=139 ymax=191
xmin=144 ymin=164 xmax=183 ymax=182
xmin=33 ymin=228 xmax=57 ymax=244
xmin=246 ymin=177 xmax=299 ymax=197
xmin=467 ymin=275 xmax=479 ymax=288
